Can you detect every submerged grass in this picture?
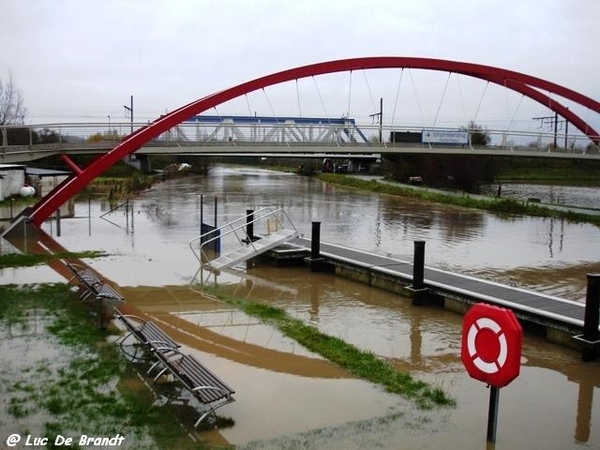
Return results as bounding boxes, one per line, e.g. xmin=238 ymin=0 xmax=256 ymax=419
xmin=205 ymin=287 xmax=454 ymax=409
xmin=318 ymin=173 xmax=600 ymax=227
xmin=0 ymin=284 xmax=215 ymax=449
xmin=0 ymin=251 xmax=108 ymax=269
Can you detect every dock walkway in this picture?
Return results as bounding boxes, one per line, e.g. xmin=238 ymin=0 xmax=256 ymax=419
xmin=292 ymin=237 xmax=590 ymax=336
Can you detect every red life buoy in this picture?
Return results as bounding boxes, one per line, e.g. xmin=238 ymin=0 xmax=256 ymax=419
xmin=467 ymin=317 xmax=507 ymax=374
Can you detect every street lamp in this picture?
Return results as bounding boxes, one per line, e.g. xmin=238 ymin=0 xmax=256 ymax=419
xmin=123 ymin=95 xmax=133 ymax=134
xmin=107 ymin=115 xmax=111 ymax=137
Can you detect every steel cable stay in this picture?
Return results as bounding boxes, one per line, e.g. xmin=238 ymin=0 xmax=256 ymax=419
xmin=312 ymin=75 xmax=339 ymax=146
xmin=361 ymin=69 xmax=378 ymax=115
xmin=456 ymin=74 xmax=468 ymax=127
xmin=295 ymin=79 xmax=302 ymax=118
xmin=312 ymin=75 xmax=331 ymax=121
xmin=507 ymin=94 xmax=525 ymax=134
xmin=499 ymin=92 xmax=525 ymax=149
xmin=408 ymin=69 xmax=426 ymax=127
xmin=211 ymin=104 xmax=237 ymax=146
xmin=243 ymin=93 xmax=258 ymax=141
xmin=346 ymin=69 xmax=353 ymax=118
xmin=432 ymin=71 xmax=452 ymax=128
xmin=390 ymin=68 xmax=404 ymax=129
xmin=244 ymin=93 xmax=253 ymax=117
xmin=503 ymin=78 xmax=512 ymax=129
xmin=261 ymin=87 xmax=288 ymax=146
xmin=472 ymin=81 xmax=489 ymax=123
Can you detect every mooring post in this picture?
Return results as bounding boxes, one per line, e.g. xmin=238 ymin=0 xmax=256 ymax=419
xmin=246 ymin=209 xmax=255 ymax=242
xmin=56 ymin=208 xmax=61 ymax=237
xmin=581 ymin=274 xmax=600 ymax=362
xmin=308 ymin=221 xmax=324 ymax=272
xmin=311 ymin=221 xmax=321 ymax=260
xmin=411 ymin=240 xmax=427 ymax=305
xmin=199 ymin=194 xmax=204 ymax=239
xmin=413 ymin=240 xmax=425 ymax=289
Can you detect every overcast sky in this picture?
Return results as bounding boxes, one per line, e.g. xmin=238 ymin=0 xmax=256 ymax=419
xmin=2 ymin=0 xmax=599 ymax=136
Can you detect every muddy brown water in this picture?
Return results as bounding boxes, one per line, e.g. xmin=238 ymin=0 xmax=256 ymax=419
xmin=1 ymin=166 xmax=599 ymax=449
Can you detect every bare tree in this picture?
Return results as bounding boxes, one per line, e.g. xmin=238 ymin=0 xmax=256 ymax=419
xmin=0 ymin=73 xmax=26 ymax=125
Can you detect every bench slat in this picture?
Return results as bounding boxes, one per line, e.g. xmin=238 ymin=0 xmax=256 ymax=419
xmin=175 ymin=355 xmax=234 ymax=404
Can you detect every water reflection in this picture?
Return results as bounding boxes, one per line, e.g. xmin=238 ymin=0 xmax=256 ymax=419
xmin=481 ymin=183 xmax=600 ymax=210
xmin=3 ymin=166 xmax=600 ymax=449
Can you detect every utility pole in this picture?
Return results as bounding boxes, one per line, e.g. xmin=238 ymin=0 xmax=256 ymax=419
xmin=533 ymin=112 xmax=567 ymax=149
xmin=123 ymin=95 xmax=133 ymax=134
xmin=369 ymin=97 xmax=383 ymax=144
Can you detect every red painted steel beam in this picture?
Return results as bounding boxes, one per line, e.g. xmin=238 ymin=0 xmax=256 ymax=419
xmin=60 ymin=154 xmax=83 ymax=175
xmin=28 ymin=57 xmax=600 ymax=227
xmin=484 ymin=77 xmax=600 ymax=144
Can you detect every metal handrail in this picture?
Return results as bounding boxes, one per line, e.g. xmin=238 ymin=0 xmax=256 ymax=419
xmin=188 ymin=207 xmax=298 ymax=269
xmin=189 ymin=206 xmax=274 ymax=261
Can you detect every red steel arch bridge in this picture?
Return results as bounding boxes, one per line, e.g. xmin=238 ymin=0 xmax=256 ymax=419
xmin=2 ymin=56 xmax=600 ymax=231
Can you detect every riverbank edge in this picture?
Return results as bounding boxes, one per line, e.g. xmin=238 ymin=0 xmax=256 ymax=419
xmin=316 ymin=173 xmax=600 ymax=227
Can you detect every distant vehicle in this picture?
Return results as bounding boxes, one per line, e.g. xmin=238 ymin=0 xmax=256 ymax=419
xmin=322 ymin=158 xmax=349 ymax=173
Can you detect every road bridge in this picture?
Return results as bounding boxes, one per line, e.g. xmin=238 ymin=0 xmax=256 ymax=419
xmin=2 ymin=121 xmax=599 ymax=165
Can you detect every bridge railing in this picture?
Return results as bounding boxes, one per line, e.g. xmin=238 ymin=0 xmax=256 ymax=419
xmin=1 ymin=121 xmax=598 ymax=159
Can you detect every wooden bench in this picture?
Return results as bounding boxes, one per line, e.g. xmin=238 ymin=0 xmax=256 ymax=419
xmin=113 ymin=308 xmax=180 ymax=361
xmin=153 ymin=350 xmax=236 ymax=427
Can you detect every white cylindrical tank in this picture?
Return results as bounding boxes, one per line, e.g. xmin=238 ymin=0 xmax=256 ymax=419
xmin=19 ymin=185 xmax=35 ymax=197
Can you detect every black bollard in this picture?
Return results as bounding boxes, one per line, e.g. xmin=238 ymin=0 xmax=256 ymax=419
xmin=56 ymin=208 xmax=61 ymax=237
xmin=311 ymin=221 xmax=321 ymax=260
xmin=412 ymin=240 xmax=425 ymax=290
xmin=581 ymin=274 xmax=600 ymax=362
xmin=246 ymin=209 xmax=255 ymax=242
xmin=411 ymin=240 xmax=427 ymax=305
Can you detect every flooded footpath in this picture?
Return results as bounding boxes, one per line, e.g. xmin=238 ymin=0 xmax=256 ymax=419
xmin=1 ymin=166 xmax=599 ymax=449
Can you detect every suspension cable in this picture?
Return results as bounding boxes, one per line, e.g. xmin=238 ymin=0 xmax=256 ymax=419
xmin=295 ymin=79 xmax=302 ymax=117
xmin=312 ymin=76 xmax=331 ymax=122
xmin=433 ymin=71 xmax=452 ymax=128
xmin=507 ymin=94 xmax=524 ymax=131
xmin=262 ymin=87 xmax=287 ymax=146
xmin=212 ymin=105 xmax=236 ymax=146
xmin=244 ymin=94 xmax=253 ymax=116
xmin=262 ymin=87 xmax=280 ymax=122
xmin=390 ymin=68 xmax=404 ymax=129
xmin=346 ymin=70 xmax=353 ymax=118
xmin=456 ymin=74 xmax=467 ymax=126
xmin=408 ymin=69 xmax=425 ymax=126
xmin=362 ymin=69 xmax=377 ymax=114
xmin=472 ymin=80 xmax=489 ymax=124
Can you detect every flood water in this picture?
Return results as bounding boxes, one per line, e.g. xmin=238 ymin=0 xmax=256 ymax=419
xmin=1 ymin=166 xmax=599 ymax=449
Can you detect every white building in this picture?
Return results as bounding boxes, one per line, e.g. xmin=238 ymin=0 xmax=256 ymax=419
xmin=0 ymin=164 xmax=26 ymax=201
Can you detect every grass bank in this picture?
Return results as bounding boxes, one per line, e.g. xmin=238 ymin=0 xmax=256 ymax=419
xmin=0 ymin=284 xmax=216 ymax=449
xmin=317 ymin=173 xmax=600 ymax=227
xmin=0 ymin=251 xmax=108 ymax=269
xmin=204 ymin=286 xmax=454 ymax=409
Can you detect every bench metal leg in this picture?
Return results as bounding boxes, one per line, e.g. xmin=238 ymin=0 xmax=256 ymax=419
xmin=195 ymin=408 xmax=217 ymax=428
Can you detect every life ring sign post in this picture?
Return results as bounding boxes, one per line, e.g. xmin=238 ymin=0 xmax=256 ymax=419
xmin=460 ymin=303 xmax=523 ymax=443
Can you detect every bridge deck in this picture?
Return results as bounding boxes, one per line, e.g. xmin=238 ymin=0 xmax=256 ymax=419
xmin=292 ymin=237 xmax=590 ymax=332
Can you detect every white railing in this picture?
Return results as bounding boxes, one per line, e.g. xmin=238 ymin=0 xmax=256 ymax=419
xmin=1 ymin=121 xmax=598 ymax=157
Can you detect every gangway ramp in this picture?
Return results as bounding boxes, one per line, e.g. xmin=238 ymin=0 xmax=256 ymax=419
xmin=189 ymin=208 xmax=298 ymax=280
xmin=209 ymin=228 xmax=298 ymax=270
